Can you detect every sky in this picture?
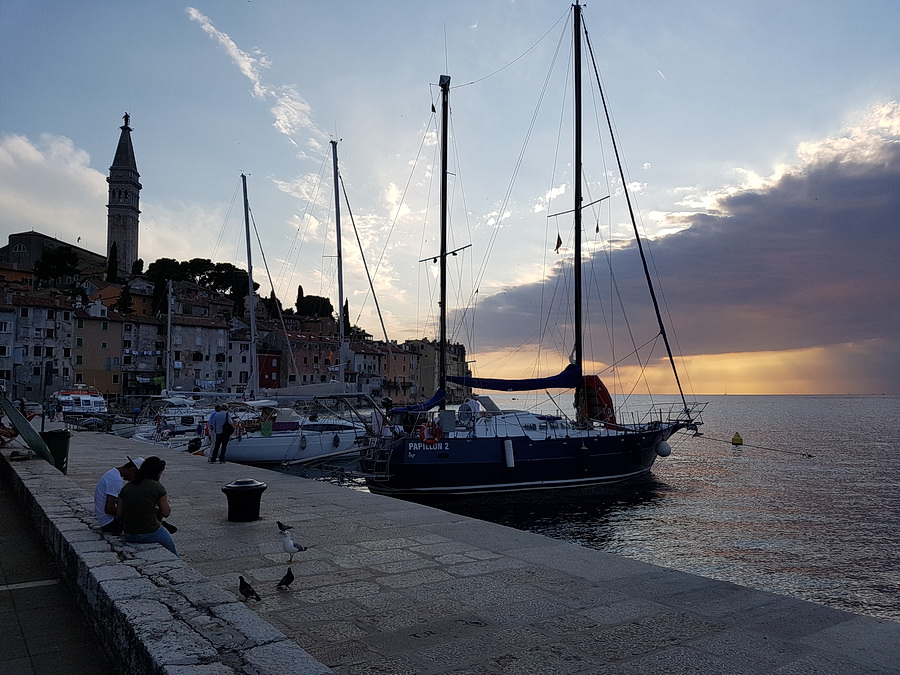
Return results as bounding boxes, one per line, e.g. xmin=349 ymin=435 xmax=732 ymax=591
xmin=1 ymin=1 xmax=899 ymax=395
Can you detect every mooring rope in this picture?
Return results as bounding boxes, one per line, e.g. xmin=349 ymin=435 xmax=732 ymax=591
xmin=704 ymin=434 xmax=814 ymax=458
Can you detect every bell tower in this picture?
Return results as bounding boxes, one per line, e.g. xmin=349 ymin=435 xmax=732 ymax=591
xmin=106 ymin=112 xmax=141 ymax=278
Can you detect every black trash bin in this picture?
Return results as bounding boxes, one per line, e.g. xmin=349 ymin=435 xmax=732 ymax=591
xmin=40 ymin=429 xmax=72 ymax=474
xmin=221 ymin=478 xmax=267 ymax=522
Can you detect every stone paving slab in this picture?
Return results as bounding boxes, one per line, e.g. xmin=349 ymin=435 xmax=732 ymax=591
xmin=6 ymin=427 xmax=900 ymax=674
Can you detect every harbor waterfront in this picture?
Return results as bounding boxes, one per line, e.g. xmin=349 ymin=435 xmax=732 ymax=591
xmin=412 ymin=394 xmax=900 ymax=623
xmin=2 ymin=420 xmax=900 ymax=673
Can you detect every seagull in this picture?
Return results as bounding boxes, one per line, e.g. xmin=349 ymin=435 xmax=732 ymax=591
xmin=281 ymin=530 xmax=307 ymax=562
xmin=276 ymin=567 xmax=294 ymax=589
xmin=276 ymin=520 xmax=293 ymax=532
xmin=239 ymin=575 xmax=261 ymax=602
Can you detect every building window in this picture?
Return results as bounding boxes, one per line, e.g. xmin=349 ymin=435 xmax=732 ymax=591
xmin=0 ymin=322 xmax=8 ymax=333
xmin=101 ymin=321 xmax=109 ymax=331
xmin=62 ymin=367 xmax=69 ymax=377
xmin=112 ymin=374 xmax=120 ymax=384
xmin=12 ymin=243 xmax=26 ymax=253
xmin=44 ymin=347 xmax=54 ymax=357
xmin=76 ymin=318 xmax=84 ymax=328
xmin=20 ymin=308 xmax=29 ymax=318
xmin=64 ymin=347 xmax=71 ymax=358
xmin=101 ymin=341 xmax=108 ymax=349
xmin=75 ymin=337 xmax=84 ymax=347
xmin=63 ymin=311 xmax=70 ymax=321
xmin=47 ymin=309 xmax=56 ymax=320
xmin=75 ymin=373 xmax=83 ymax=384
xmin=0 ymin=346 xmax=8 ymax=357
xmin=75 ymin=355 xmax=83 ymax=365
xmin=33 ymin=366 xmax=41 ymax=376
xmin=123 ymin=355 xmax=132 ymax=365
xmin=32 ymin=346 xmax=41 ymax=357
xmin=33 ymin=328 xmax=43 ymax=338
xmin=124 ymin=323 xmax=132 ymax=332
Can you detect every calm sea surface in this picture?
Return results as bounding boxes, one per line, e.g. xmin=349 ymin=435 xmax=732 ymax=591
xmin=295 ymin=395 xmax=900 ymax=622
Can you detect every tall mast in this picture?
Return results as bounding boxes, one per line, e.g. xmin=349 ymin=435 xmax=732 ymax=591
xmin=165 ymin=280 xmax=173 ymax=391
xmin=241 ymin=173 xmax=258 ymax=398
xmin=331 ymin=140 xmax=346 ymax=389
xmin=573 ymin=2 xmax=584 ymax=373
xmin=438 ymin=74 xmax=450 ymax=408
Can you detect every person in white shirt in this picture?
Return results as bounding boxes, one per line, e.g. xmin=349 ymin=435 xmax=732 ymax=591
xmin=94 ymin=456 xmax=144 ymax=534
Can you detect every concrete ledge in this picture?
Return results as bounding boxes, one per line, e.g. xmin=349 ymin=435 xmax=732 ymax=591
xmin=1 ymin=451 xmax=334 ymax=674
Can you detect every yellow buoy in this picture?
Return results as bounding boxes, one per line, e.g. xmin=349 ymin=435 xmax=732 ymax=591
xmin=731 ymin=432 xmax=743 ymax=446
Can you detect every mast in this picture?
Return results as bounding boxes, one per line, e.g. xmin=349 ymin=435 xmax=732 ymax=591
xmin=438 ymin=74 xmax=450 ymax=409
xmin=331 ymin=140 xmax=346 ymax=389
xmin=165 ymin=280 xmax=173 ymax=391
xmin=241 ymin=173 xmax=258 ymax=398
xmin=573 ymin=2 xmax=584 ymax=374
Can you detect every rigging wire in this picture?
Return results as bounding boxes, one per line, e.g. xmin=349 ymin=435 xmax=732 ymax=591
xmin=338 ymin=173 xmax=390 ymax=343
xmin=247 ymin=206 xmax=300 ymax=381
xmin=451 ymin=8 xmax=569 ymax=90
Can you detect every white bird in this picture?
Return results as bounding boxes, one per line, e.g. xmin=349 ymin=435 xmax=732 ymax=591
xmin=281 ymin=530 xmax=307 ymax=562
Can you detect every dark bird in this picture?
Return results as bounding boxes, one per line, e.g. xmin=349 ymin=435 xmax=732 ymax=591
xmin=239 ymin=575 xmax=261 ymax=601
xmin=281 ymin=530 xmax=307 ymax=562
xmin=276 ymin=520 xmax=293 ymax=532
xmin=276 ymin=567 xmax=294 ymax=589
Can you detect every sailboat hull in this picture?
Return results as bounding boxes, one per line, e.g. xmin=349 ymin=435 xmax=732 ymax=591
xmin=360 ymin=421 xmax=677 ymax=497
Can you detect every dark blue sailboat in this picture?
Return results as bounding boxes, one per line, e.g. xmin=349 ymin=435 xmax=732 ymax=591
xmin=360 ymin=3 xmax=704 ymax=497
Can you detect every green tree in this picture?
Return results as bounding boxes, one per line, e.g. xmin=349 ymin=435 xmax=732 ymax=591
xmin=295 ymin=284 xmax=334 ymax=317
xmin=115 ymin=285 xmax=134 ymax=314
xmin=131 ymin=258 xmax=144 ymax=276
xmin=105 ymin=242 xmax=119 ymax=283
xmin=33 ymin=246 xmax=79 ymax=287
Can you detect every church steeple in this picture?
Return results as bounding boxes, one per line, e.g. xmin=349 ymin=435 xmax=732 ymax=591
xmin=106 ymin=112 xmax=141 ymax=279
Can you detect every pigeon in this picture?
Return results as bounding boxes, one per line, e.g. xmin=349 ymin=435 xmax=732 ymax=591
xmin=276 ymin=567 xmax=294 ymax=589
xmin=239 ymin=575 xmax=261 ymax=602
xmin=276 ymin=520 xmax=293 ymax=532
xmin=281 ymin=530 xmax=307 ymax=562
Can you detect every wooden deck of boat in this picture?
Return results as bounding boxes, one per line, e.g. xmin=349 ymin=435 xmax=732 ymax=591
xmin=2 ymin=424 xmax=898 ymax=674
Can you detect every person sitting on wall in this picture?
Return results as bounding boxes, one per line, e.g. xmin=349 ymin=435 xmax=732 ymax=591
xmin=117 ymin=456 xmax=178 ymax=556
xmin=94 ymin=456 xmax=144 ymax=534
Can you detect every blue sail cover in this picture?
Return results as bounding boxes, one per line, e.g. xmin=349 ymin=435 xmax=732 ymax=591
xmin=447 ymin=363 xmax=582 ymax=391
xmin=391 ymin=388 xmax=446 ymax=413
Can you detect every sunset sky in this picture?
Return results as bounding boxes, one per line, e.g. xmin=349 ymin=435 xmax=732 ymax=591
xmin=2 ymin=1 xmax=898 ymax=395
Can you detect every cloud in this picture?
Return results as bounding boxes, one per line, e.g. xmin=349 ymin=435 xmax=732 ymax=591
xmin=186 ymin=7 xmax=324 ymax=147
xmin=462 ymin=102 xmax=900 ymax=393
xmin=0 ymin=133 xmax=107 ymax=251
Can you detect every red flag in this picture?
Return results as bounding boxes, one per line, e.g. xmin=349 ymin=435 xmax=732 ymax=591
xmin=554 ymin=234 xmax=563 ymax=252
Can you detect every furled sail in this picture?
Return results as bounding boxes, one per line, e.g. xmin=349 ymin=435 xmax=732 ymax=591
xmin=446 ymin=363 xmax=582 ymax=392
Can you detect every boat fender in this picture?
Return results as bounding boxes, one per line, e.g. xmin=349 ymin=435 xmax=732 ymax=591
xmin=419 ymin=423 xmax=442 ymax=445
xmin=332 ymin=433 xmax=340 ymax=448
xmin=655 ymin=440 xmax=672 ymax=457
xmin=298 ymin=435 xmax=307 ymax=450
xmin=504 ymin=438 xmax=515 ymax=468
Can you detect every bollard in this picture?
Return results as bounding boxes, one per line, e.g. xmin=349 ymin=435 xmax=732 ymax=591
xmin=221 ymin=478 xmax=267 ymax=522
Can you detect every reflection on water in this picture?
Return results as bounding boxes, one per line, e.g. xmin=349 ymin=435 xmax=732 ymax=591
xmin=421 ymin=476 xmax=672 ymax=550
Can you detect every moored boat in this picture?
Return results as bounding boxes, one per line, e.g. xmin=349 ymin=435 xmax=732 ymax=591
xmin=359 ymin=3 xmax=705 ymax=497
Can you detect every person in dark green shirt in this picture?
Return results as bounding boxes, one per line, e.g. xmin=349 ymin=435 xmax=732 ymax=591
xmin=116 ymin=456 xmax=177 ymax=556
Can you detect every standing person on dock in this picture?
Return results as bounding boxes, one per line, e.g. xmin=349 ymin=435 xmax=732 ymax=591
xmin=117 ymin=456 xmax=178 ymax=556
xmin=94 ymin=456 xmax=143 ymax=534
xmin=209 ymin=403 xmax=234 ymax=464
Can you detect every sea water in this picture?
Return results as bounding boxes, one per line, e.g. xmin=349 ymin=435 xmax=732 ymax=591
xmin=419 ymin=394 xmax=900 ymax=622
